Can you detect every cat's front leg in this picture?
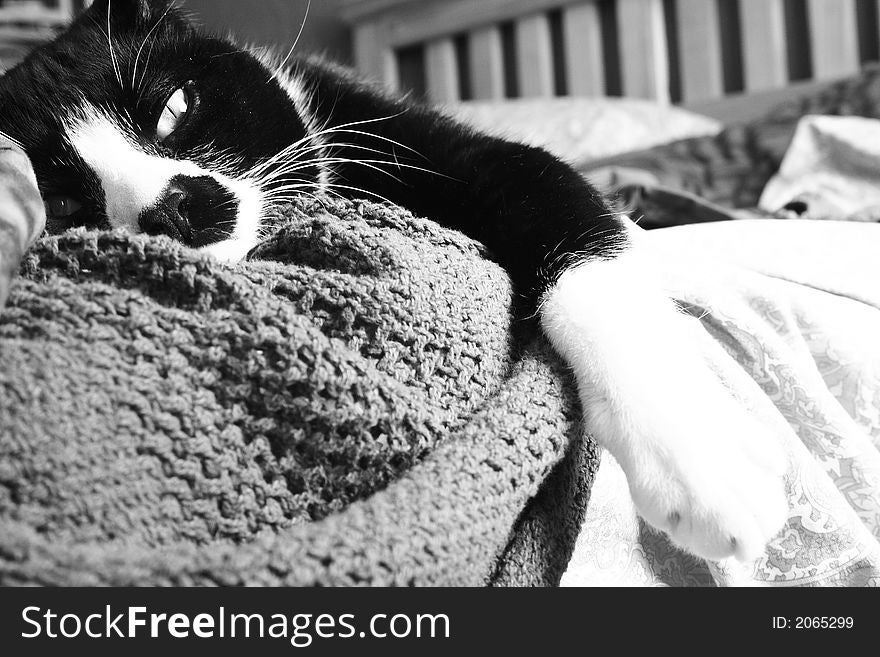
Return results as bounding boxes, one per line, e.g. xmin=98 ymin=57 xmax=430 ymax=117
xmin=540 ymin=238 xmax=789 ymax=561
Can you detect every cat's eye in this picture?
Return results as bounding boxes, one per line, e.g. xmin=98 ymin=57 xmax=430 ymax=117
xmin=157 ymin=87 xmax=190 ymax=141
xmin=45 ymin=195 xmax=83 ymax=219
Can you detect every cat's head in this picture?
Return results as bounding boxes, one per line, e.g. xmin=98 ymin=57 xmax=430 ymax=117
xmin=0 ymin=0 xmax=322 ymax=261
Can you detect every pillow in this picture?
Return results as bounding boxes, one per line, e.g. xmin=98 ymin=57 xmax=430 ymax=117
xmin=448 ymin=97 xmax=721 ymax=165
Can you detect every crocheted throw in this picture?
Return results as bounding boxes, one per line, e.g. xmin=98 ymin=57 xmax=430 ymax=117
xmin=0 ymin=188 xmax=595 ymax=586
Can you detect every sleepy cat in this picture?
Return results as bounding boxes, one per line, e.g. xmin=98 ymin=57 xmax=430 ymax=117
xmin=0 ymin=0 xmax=787 ymax=562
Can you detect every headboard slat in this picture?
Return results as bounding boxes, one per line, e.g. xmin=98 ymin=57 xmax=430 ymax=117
xmin=352 ymin=19 xmax=399 ymax=89
xmin=739 ymin=0 xmax=789 ymax=92
xmin=514 ymin=12 xmax=555 ymax=97
xmin=469 ymin=25 xmax=506 ymax=100
xmin=617 ymin=0 xmax=670 ymax=101
xmin=807 ymin=0 xmax=860 ymax=79
xmin=425 ymin=37 xmax=460 ymax=103
xmin=676 ymin=0 xmax=724 ymax=102
xmin=563 ymin=1 xmax=606 ymax=96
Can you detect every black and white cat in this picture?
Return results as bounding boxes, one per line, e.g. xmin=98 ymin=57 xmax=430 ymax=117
xmin=0 ymin=0 xmax=788 ymax=561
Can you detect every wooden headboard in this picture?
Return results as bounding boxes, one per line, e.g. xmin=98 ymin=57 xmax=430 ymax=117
xmin=340 ymin=0 xmax=877 ymax=108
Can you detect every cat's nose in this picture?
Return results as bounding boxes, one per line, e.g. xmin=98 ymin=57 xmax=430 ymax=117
xmin=137 ymin=175 xmax=237 ymax=247
xmin=138 ymin=183 xmax=193 ymax=242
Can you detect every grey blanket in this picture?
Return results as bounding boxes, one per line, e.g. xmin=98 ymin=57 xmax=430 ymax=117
xmin=0 ymin=185 xmax=596 ymax=585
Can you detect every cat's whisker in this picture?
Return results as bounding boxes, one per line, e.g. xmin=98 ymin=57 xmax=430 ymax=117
xmin=266 ymin=157 xmax=407 ymax=184
xmin=256 ymin=155 xmax=454 ymax=191
xmin=0 ymin=130 xmax=24 ymax=150
xmin=212 ymin=199 xmax=240 ymax=212
xmin=106 ymin=1 xmax=125 ymax=90
xmin=269 ymin=189 xmax=326 ymax=206
xmin=258 ymin=178 xmax=335 ymax=201
xmin=321 ymin=182 xmax=397 ymax=205
xmin=241 ymin=115 xmax=423 ymax=185
xmin=269 ymin=0 xmax=311 ymax=83
xmin=248 ymin=141 xmax=435 ymax=200
xmin=136 ymin=37 xmax=160 ymax=103
xmin=322 ymin=127 xmax=424 ymax=160
xmin=261 ymin=179 xmax=319 ymax=194
xmin=206 ymin=217 xmax=238 ymax=229
xmin=251 ymin=141 xmax=410 ymax=176
xmin=280 ymin=120 xmax=424 ymax=162
xmin=262 ymin=192 xmax=322 ymax=204
xmin=132 ymin=3 xmax=175 ymax=92
xmin=256 ymin=159 xmax=398 ymax=189
xmin=244 ymin=139 xmax=325 ymax=178
xmin=252 ymin=115 xmax=422 ymax=170
xmin=264 ymin=181 xmax=396 ymax=206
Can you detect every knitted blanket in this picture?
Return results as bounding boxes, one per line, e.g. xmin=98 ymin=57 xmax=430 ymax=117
xmin=0 ymin=145 xmax=595 ymax=585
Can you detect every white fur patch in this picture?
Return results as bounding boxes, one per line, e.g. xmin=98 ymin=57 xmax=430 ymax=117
xmin=65 ymin=104 xmax=263 ymax=262
xmin=539 ymin=231 xmax=788 ymax=561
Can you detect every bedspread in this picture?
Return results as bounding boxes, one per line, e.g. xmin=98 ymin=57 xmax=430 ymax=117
xmin=563 ymin=218 xmax=880 ymax=587
xmin=565 ymin=113 xmax=880 ymax=586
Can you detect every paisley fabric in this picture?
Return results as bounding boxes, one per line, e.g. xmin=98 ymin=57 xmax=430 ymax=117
xmin=562 ymin=219 xmax=880 ymax=587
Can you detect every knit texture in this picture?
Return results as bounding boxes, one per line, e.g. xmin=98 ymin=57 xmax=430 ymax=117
xmin=0 ymin=197 xmax=596 ymax=586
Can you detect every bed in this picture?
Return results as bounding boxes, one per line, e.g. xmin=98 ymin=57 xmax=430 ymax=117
xmin=1 ymin=1 xmax=880 ymax=587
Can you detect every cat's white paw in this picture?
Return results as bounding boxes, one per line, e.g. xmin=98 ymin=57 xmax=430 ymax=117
xmin=541 ymin=253 xmax=789 ymax=562
xmin=600 ymin=391 xmax=789 ymax=561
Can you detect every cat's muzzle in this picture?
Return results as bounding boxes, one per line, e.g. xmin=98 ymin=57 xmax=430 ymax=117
xmin=138 ymin=174 xmax=238 ymax=248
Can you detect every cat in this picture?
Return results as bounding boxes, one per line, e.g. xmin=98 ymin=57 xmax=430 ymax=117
xmin=0 ymin=0 xmax=787 ymax=562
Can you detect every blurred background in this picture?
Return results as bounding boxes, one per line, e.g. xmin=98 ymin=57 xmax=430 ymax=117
xmin=0 ymin=1 xmax=350 ymax=66
xmin=0 ymin=0 xmax=876 ymax=121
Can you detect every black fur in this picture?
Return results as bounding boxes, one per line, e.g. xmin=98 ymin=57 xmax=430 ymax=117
xmin=139 ymin=174 xmax=238 ymax=246
xmin=0 ymin=0 xmax=626 ymax=310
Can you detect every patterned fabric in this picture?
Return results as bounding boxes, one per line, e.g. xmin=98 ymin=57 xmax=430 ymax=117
xmin=0 ymin=138 xmax=44 ymax=307
xmin=562 ymin=219 xmax=880 ymax=587
xmin=582 ymin=63 xmax=880 ymax=220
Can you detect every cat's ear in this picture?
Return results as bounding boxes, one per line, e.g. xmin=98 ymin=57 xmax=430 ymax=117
xmin=84 ymin=0 xmax=176 ymax=27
